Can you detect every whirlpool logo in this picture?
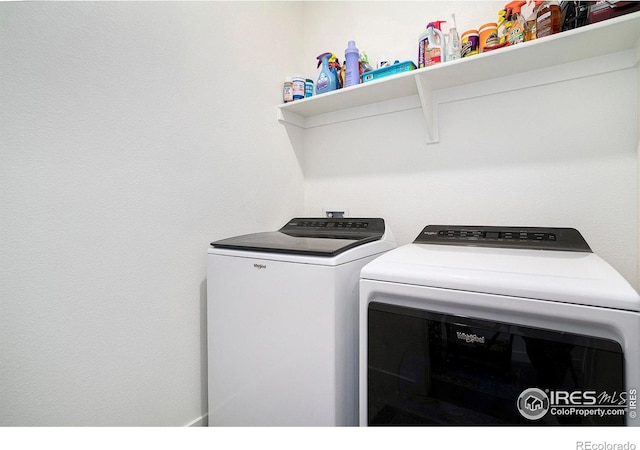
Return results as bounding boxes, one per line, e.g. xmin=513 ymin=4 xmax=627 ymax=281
xmin=456 ymin=331 xmax=486 ymax=344
xmin=253 ymin=263 xmax=267 ymax=270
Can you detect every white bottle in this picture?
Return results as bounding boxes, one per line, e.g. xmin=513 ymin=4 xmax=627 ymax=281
xmin=447 ymin=13 xmax=461 ymax=61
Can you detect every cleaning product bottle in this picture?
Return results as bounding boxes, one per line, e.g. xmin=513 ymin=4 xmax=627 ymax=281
xmin=447 ymin=14 xmax=461 ymax=61
xmin=418 ymin=26 xmax=429 ymax=68
xmin=497 ymin=7 xmax=509 ymax=44
xmin=344 ymin=40 xmax=360 ymax=87
xmin=329 ymin=54 xmax=342 ymax=89
xmin=283 ymin=77 xmax=293 ymax=103
xmin=507 ymin=2 xmax=526 ymax=45
xmin=360 ymin=51 xmax=374 ymax=73
xmin=522 ymin=0 xmax=542 ymax=41
xmin=536 ymin=0 xmax=562 ymax=38
xmin=424 ymin=21 xmax=447 ymax=67
xmin=292 ymin=74 xmax=305 ymax=101
xmin=316 ymin=52 xmax=338 ymax=95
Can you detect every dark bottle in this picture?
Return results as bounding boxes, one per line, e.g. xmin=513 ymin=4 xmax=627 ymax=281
xmin=536 ymin=1 xmax=562 ymax=38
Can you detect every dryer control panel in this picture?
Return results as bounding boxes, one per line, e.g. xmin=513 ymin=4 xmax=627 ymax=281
xmin=414 ymin=225 xmax=592 ymax=252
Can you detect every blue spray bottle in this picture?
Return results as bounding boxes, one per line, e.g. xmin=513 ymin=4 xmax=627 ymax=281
xmin=316 ymin=52 xmax=338 ymax=95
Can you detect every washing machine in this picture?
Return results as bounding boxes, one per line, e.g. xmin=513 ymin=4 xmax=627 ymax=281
xmin=207 ymin=217 xmax=396 ymax=426
xmin=359 ymin=225 xmax=640 ymax=426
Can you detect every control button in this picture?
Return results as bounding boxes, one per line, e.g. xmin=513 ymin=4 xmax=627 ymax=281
xmin=533 ymin=233 xmax=545 ymax=240
xmin=548 ymin=233 xmax=556 ymax=241
xmin=486 ymin=232 xmax=499 ymax=239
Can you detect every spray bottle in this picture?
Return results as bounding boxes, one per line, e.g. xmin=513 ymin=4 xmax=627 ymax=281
xmin=316 ymin=52 xmax=339 ymax=95
xmin=423 ymin=21 xmax=447 ymax=67
xmin=447 ymin=14 xmax=461 ymax=61
xmin=507 ymin=1 xmax=527 ymax=45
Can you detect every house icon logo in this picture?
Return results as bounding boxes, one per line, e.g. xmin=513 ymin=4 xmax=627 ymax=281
xmin=517 ymin=388 xmax=550 ymax=421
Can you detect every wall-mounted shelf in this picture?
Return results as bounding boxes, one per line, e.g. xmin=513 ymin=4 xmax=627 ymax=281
xmin=277 ymin=11 xmax=640 ymax=144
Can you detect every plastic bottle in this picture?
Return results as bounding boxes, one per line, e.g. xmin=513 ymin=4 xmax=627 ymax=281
xmin=497 ymin=7 xmax=509 ymax=44
xmin=424 ymin=21 xmax=447 ymax=67
xmin=316 ymin=52 xmax=338 ymax=95
xmin=479 ymin=22 xmax=498 ymax=53
xmin=283 ymin=77 xmax=293 ymax=103
xmin=522 ymin=0 xmax=542 ymax=41
xmin=292 ymin=74 xmax=305 ymax=101
xmin=536 ymin=0 xmax=562 ymax=38
xmin=447 ymin=14 xmax=461 ymax=61
xmin=461 ymin=30 xmax=479 ymax=58
xmin=360 ymin=52 xmax=374 ymax=73
xmin=344 ymin=40 xmax=360 ymax=88
xmin=507 ymin=3 xmax=526 ymax=45
xmin=305 ymin=79 xmax=314 ymax=98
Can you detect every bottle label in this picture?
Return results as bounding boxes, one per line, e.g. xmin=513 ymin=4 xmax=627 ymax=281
xmin=425 ymin=47 xmax=441 ymax=66
xmin=537 ymin=10 xmax=552 ymax=37
xmin=538 ymin=10 xmax=552 ymax=22
xmin=508 ymin=21 xmax=525 ymax=45
xmin=283 ymin=83 xmax=293 ymax=103
xmin=461 ymin=34 xmax=479 ymax=58
xmin=292 ymin=79 xmax=305 ymax=99
xmin=317 ymin=72 xmax=329 ymax=92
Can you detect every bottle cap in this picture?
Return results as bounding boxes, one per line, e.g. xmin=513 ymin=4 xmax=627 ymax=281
xmin=346 ymin=40 xmax=359 ymax=54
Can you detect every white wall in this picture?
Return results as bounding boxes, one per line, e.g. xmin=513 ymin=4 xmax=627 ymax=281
xmin=0 ymin=2 xmax=304 ymax=426
xmin=301 ymin=1 xmax=639 ymax=287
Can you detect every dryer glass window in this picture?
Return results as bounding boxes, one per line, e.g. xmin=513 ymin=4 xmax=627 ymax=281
xmin=367 ymin=302 xmax=625 ymax=426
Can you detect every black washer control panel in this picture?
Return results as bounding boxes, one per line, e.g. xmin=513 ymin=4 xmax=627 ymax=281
xmin=281 ymin=218 xmax=385 ymax=239
xmin=414 ymin=225 xmax=591 ymax=252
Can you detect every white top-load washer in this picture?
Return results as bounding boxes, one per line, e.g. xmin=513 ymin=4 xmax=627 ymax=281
xmin=359 ymin=225 xmax=640 ymax=426
xmin=207 ymin=218 xmax=395 ymax=426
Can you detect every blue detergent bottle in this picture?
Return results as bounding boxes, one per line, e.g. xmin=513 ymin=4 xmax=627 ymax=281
xmin=316 ymin=52 xmax=338 ymax=95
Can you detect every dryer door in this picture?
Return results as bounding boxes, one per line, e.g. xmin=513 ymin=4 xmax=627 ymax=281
xmin=367 ymin=302 xmax=625 ymax=425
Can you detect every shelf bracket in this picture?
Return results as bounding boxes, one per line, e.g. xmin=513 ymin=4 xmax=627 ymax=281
xmin=415 ymin=74 xmax=439 ymax=144
xmin=277 ymin=107 xmax=305 ymax=128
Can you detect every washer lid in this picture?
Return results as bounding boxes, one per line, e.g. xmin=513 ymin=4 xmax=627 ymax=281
xmin=210 ymin=218 xmax=386 ymax=257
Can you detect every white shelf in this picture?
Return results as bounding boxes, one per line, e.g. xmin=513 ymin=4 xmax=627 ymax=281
xmin=277 ymin=11 xmax=640 ymax=144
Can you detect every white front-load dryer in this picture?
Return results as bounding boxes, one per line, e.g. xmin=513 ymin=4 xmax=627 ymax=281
xmin=359 ymin=225 xmax=640 ymax=426
xmin=207 ymin=218 xmax=395 ymax=426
